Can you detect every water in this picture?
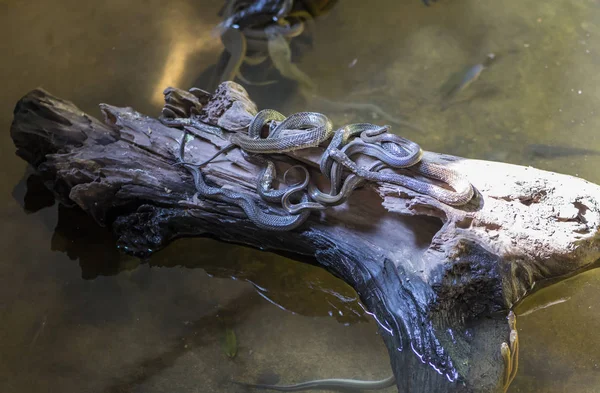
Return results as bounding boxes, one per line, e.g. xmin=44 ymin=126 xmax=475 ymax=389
xmin=1 ymin=0 xmax=600 ymax=391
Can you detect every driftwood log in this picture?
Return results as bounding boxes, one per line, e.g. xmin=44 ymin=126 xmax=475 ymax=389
xmin=10 ymin=83 xmax=600 ymax=393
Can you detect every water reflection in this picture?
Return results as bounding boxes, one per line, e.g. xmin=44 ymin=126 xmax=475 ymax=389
xmin=202 ymin=0 xmax=338 ymax=92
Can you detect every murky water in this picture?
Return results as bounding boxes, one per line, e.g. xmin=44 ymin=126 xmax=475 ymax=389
xmin=1 ymin=0 xmax=600 ymax=392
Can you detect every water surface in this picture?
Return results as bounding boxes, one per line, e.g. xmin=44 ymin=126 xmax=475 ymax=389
xmin=1 ymin=0 xmax=600 ymax=392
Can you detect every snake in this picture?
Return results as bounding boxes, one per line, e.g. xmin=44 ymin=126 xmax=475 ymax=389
xmin=215 ymin=0 xmax=294 ymax=36
xmin=307 ymin=160 xmax=384 ymax=206
xmin=219 ymin=18 xmax=306 ymax=85
xmin=231 ymin=109 xmax=334 ymax=153
xmin=324 ymin=139 xmax=421 ymax=192
xmin=280 ymin=166 xmax=328 ymax=214
xmin=265 ymin=23 xmax=317 ymax=91
xmin=239 ymin=109 xmax=328 ymax=215
xmin=252 ymin=155 xmax=293 ymax=203
xmin=327 ymin=147 xmax=474 ymax=206
xmin=198 ymin=108 xmax=333 ymax=160
xmin=219 ymin=28 xmax=248 ymax=84
xmin=243 ymin=151 xmax=323 ymax=212
xmin=318 ymin=123 xmax=423 ymax=196
xmin=174 ymin=125 xmax=314 ymax=231
xmin=319 ymin=123 xmax=386 ymax=181
xmin=235 ymin=374 xmax=396 ymax=392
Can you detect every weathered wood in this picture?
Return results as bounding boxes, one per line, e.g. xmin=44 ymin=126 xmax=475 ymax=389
xmin=10 ymin=84 xmax=600 ymax=393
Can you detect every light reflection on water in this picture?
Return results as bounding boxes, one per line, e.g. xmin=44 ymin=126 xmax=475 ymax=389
xmin=1 ymin=0 xmax=600 ymax=392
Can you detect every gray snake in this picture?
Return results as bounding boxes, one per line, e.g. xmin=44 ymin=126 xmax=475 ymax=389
xmin=231 ymin=109 xmax=334 ymax=153
xmin=180 ymin=156 xmax=311 ymax=231
xmin=235 ymin=374 xmax=396 ymax=392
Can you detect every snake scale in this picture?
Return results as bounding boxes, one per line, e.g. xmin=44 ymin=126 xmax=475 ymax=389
xmin=162 ymin=108 xmax=473 ymax=231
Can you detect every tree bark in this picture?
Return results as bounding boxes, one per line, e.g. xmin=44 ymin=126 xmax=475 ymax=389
xmin=10 ymin=84 xmax=600 ymax=393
